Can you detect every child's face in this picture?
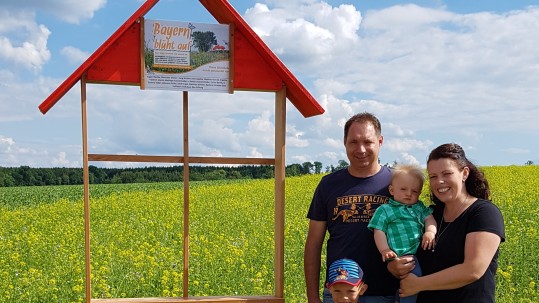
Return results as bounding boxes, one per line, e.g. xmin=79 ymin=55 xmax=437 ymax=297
xmin=329 ymin=283 xmax=362 ymax=303
xmin=389 ymin=173 xmax=422 ymax=205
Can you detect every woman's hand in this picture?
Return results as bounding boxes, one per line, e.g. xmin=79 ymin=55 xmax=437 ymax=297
xmin=386 ymin=255 xmax=415 ymax=279
xmin=399 ymin=273 xmax=421 ymax=297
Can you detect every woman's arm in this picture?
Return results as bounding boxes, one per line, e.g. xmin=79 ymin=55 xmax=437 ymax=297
xmin=399 ymin=231 xmax=501 ymax=296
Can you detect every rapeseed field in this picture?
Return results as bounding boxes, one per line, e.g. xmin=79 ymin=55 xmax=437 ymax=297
xmin=0 ymin=166 xmax=537 ymax=302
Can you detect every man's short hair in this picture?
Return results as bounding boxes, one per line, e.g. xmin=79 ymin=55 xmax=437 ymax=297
xmin=344 ymin=112 xmax=382 ymax=141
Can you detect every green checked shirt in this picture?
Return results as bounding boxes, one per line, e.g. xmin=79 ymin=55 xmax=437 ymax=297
xmin=368 ymin=198 xmax=433 ymax=256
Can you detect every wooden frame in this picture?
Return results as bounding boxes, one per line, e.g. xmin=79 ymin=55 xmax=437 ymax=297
xmin=40 ymin=2 xmax=324 ymax=302
xmin=79 ymin=77 xmax=287 ymax=303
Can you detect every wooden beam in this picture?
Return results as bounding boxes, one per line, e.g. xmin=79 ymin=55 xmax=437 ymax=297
xmin=273 ymin=86 xmax=286 ymax=298
xmin=81 ymin=75 xmax=92 ymax=303
xmin=87 ymin=154 xmax=275 ymax=165
xmin=91 ymin=296 xmax=284 ymax=303
xmin=182 ymin=91 xmax=190 ymax=298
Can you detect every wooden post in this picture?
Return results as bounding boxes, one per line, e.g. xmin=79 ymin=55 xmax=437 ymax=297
xmin=81 ymin=74 xmax=92 ymax=303
xmin=228 ymin=23 xmax=235 ymax=94
xmin=274 ymin=86 xmax=286 ymax=298
xmin=182 ymin=91 xmax=190 ymax=298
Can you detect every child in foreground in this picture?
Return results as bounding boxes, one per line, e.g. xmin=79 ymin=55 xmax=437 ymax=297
xmin=367 ymin=164 xmax=437 ymax=303
xmin=326 ymin=258 xmax=367 ymax=303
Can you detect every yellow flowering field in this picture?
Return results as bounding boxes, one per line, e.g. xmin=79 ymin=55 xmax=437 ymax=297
xmin=0 ymin=166 xmax=538 ymax=302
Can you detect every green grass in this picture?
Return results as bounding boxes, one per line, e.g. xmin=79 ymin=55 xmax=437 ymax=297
xmin=0 ymin=166 xmax=538 ymax=302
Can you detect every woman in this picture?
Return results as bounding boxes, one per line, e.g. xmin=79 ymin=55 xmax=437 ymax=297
xmin=393 ymin=143 xmax=505 ymax=303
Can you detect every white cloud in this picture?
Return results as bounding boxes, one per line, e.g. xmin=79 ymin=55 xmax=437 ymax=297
xmin=0 ymin=135 xmax=52 ymax=167
xmin=0 ymin=135 xmax=15 ymax=152
xmin=0 ymin=11 xmax=51 ymax=71
xmin=244 ymin=1 xmax=361 ymax=68
xmin=60 ymin=46 xmax=89 ymax=65
xmin=397 ymin=152 xmax=420 ymax=166
xmin=324 ymin=138 xmax=342 ymax=149
xmin=0 ymin=0 xmax=106 ymax=24
xmin=249 ymin=147 xmax=263 ymax=158
xmin=52 ymin=151 xmax=80 ymax=167
xmin=385 ymin=138 xmax=433 ymax=153
xmin=385 ymin=123 xmax=414 ymax=137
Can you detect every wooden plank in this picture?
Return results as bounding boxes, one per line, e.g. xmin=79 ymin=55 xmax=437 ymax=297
xmin=228 ymin=23 xmax=235 ymax=94
xmin=80 ymin=75 xmax=92 ymax=303
xmin=86 ymin=21 xmax=142 ymax=84
xmin=87 ymin=154 xmax=275 ymax=165
xmin=140 ymin=17 xmax=146 ymax=90
xmin=182 ymin=91 xmax=189 ymax=298
xmin=232 ymin=30 xmax=282 ymax=91
xmin=91 ymin=296 xmax=284 ymax=303
xmin=39 ymin=0 xmax=159 ymax=114
xmin=273 ymin=87 xmax=286 ymax=298
xmin=198 ymin=0 xmax=325 ymax=118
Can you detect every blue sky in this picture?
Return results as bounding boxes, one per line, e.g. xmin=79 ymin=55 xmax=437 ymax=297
xmin=1 ymin=0 xmax=538 ymax=168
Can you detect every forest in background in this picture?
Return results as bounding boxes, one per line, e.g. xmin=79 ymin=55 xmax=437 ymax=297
xmin=0 ymin=160 xmax=350 ymax=187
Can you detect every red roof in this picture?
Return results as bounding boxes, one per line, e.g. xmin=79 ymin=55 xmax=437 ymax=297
xmin=39 ymin=0 xmax=325 ymax=118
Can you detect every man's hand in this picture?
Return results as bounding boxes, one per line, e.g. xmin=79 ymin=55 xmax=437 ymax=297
xmin=386 ymin=255 xmax=415 ymax=279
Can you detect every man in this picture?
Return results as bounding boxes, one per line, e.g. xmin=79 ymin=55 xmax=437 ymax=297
xmin=304 ymin=112 xmax=399 ymax=303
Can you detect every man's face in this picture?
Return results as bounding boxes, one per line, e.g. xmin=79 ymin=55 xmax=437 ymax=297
xmin=344 ymin=122 xmax=383 ymax=175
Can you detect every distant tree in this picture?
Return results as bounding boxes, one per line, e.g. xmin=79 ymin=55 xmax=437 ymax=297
xmin=205 ymin=169 xmax=226 ymax=180
xmin=302 ymin=162 xmax=314 ymax=174
xmin=68 ymin=170 xmax=83 ymax=185
xmin=286 ymin=164 xmax=303 ymax=176
xmin=525 ymin=160 xmax=534 ymax=166
xmin=314 ymin=161 xmax=323 ymax=174
xmin=89 ymin=165 xmax=107 ymax=184
xmin=40 ymin=169 xmax=55 ymax=185
xmin=226 ymin=170 xmax=242 ymax=179
xmin=0 ymin=168 xmax=15 ymax=187
xmin=336 ymin=160 xmax=348 ymax=170
xmin=192 ymin=31 xmax=217 ymax=52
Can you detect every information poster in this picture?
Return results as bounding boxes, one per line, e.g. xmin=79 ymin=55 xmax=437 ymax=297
xmin=143 ymin=19 xmax=230 ymax=92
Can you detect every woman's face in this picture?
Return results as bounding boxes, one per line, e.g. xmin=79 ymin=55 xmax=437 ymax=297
xmin=427 ymin=158 xmax=469 ymax=203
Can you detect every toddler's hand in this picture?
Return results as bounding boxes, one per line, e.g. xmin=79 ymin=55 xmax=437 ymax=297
xmin=421 ymin=231 xmax=435 ymax=250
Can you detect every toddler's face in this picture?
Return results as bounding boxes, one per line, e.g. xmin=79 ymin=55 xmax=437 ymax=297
xmin=390 ymin=173 xmax=422 ymax=205
xmin=330 ymin=283 xmax=362 ymax=303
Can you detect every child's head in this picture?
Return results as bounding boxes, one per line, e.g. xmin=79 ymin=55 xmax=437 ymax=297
xmin=326 ymin=258 xmax=365 ymax=303
xmin=390 ymin=164 xmax=425 ymax=205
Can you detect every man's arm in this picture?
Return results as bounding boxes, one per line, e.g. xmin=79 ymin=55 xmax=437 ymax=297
xmin=304 ymin=219 xmax=327 ymax=303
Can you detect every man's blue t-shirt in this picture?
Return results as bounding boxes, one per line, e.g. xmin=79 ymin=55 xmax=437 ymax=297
xmin=307 ymin=166 xmax=398 ymax=296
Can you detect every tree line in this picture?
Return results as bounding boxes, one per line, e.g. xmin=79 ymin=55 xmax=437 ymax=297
xmin=0 ymin=161 xmax=350 ymax=187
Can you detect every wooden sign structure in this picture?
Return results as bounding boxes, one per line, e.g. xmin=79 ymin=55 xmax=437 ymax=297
xmin=39 ymin=1 xmax=324 ymax=302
